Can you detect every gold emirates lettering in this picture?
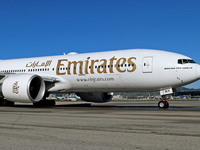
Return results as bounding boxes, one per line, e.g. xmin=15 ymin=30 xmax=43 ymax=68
xmin=56 ymin=57 xmax=136 ymax=75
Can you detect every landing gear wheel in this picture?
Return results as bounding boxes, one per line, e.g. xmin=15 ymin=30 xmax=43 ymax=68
xmin=49 ymin=100 xmax=55 ymax=106
xmin=0 ymin=99 xmax=14 ymax=107
xmin=158 ymin=101 xmax=165 ymax=108
xmin=164 ymin=101 xmax=169 ymax=108
xmin=158 ymin=100 xmax=169 ymax=108
xmin=6 ymin=101 xmax=15 ymax=107
xmin=45 ymin=100 xmax=56 ymax=106
xmin=33 ymin=100 xmax=56 ymax=107
xmin=33 ymin=101 xmax=45 ymax=107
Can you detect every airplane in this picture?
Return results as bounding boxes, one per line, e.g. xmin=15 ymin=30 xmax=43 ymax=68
xmin=0 ymin=49 xmax=199 ymax=108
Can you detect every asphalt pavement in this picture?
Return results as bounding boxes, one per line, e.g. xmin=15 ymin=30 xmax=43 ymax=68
xmin=0 ymin=101 xmax=200 ymax=150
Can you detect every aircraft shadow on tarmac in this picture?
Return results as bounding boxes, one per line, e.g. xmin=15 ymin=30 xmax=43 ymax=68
xmin=8 ymin=103 xmax=200 ymax=111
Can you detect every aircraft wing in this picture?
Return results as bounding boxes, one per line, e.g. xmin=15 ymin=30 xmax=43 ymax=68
xmin=0 ymin=73 xmax=60 ymax=85
xmin=0 ymin=73 xmax=6 ymax=84
xmin=0 ymin=73 xmax=5 ymax=77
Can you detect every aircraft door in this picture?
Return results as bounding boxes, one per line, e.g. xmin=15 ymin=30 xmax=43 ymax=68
xmin=143 ymin=57 xmax=153 ymax=73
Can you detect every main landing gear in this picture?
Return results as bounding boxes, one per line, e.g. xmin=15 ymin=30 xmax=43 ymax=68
xmin=33 ymin=93 xmax=56 ymax=107
xmin=33 ymin=100 xmax=56 ymax=107
xmin=158 ymin=99 xmax=169 ymax=108
xmin=0 ymin=97 xmax=14 ymax=107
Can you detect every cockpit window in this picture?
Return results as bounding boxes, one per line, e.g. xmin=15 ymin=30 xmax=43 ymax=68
xmin=178 ymin=59 xmax=196 ymax=64
xmin=178 ymin=59 xmax=182 ymax=64
xmin=183 ymin=59 xmax=188 ymax=64
xmin=188 ymin=59 xmax=196 ymax=63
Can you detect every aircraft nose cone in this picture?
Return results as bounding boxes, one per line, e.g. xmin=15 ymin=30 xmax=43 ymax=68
xmin=196 ymin=65 xmax=200 ymax=79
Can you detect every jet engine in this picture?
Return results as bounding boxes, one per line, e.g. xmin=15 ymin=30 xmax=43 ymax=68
xmin=2 ymin=74 xmax=45 ymax=103
xmin=77 ymin=92 xmax=113 ymax=103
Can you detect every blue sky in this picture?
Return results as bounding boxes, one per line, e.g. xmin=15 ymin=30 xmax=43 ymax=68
xmin=0 ymin=0 xmax=200 ymax=88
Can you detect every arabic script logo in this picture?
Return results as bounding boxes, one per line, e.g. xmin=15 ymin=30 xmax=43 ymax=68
xmin=13 ymin=81 xmax=19 ymax=94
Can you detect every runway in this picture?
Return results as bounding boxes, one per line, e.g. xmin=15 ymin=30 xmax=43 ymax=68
xmin=0 ymin=101 xmax=200 ymax=150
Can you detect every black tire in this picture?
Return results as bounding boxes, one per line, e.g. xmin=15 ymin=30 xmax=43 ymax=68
xmin=33 ymin=100 xmax=55 ymax=107
xmin=0 ymin=101 xmax=2 ymax=106
xmin=45 ymin=100 xmax=55 ymax=106
xmin=0 ymin=100 xmax=14 ymax=107
xmin=49 ymin=100 xmax=55 ymax=106
xmin=164 ymin=101 xmax=169 ymax=108
xmin=6 ymin=101 xmax=14 ymax=107
xmin=158 ymin=101 xmax=165 ymax=108
xmin=33 ymin=101 xmax=45 ymax=107
xmin=0 ymin=97 xmax=5 ymax=106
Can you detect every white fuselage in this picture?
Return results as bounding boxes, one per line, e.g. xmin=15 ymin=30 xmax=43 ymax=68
xmin=0 ymin=49 xmax=199 ymax=93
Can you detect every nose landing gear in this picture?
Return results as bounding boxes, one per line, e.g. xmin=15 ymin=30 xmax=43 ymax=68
xmin=159 ymin=88 xmax=174 ymax=108
xmin=158 ymin=99 xmax=169 ymax=108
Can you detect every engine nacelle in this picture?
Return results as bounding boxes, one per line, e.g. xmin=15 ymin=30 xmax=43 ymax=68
xmin=77 ymin=92 xmax=113 ymax=103
xmin=2 ymin=74 xmax=45 ymax=103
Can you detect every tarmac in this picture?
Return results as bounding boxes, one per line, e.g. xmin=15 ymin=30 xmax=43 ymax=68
xmin=0 ymin=100 xmax=200 ymax=150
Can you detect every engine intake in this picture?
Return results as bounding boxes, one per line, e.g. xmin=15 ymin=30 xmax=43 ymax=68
xmin=2 ymin=74 xmax=45 ymax=103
